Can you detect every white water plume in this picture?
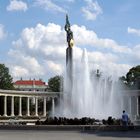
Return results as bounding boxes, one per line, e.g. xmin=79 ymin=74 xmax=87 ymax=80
xmin=56 ymin=48 xmax=124 ymax=119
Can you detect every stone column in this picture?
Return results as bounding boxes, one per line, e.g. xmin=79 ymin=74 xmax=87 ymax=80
xmin=27 ymin=97 xmax=30 ymax=116
xmin=129 ymin=97 xmax=132 ymax=116
xmin=121 ymin=97 xmax=124 ymax=111
xmin=19 ymin=96 xmax=22 ymax=116
xmin=35 ymin=97 xmax=38 ymax=116
xmin=4 ymin=96 xmax=7 ymax=116
xmin=137 ymin=96 xmax=139 ymax=116
xmin=52 ymin=98 xmax=55 ymax=118
xmin=43 ymin=97 xmax=46 ymax=117
xmin=11 ymin=96 xmax=14 ymax=116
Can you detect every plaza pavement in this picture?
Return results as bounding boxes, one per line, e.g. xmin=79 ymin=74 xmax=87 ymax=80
xmin=0 ymin=130 xmax=140 ymax=140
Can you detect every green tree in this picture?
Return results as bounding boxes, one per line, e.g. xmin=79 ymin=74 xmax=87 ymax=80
xmin=120 ymin=65 xmax=140 ymax=89
xmin=0 ymin=64 xmax=14 ymax=115
xmin=48 ymin=75 xmax=63 ymax=92
xmin=0 ymin=64 xmax=13 ymax=89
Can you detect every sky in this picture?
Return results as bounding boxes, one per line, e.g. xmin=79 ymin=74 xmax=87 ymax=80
xmin=0 ymin=0 xmax=140 ymax=82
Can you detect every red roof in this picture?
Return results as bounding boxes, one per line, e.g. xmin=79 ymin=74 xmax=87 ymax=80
xmin=14 ymin=80 xmax=47 ymax=86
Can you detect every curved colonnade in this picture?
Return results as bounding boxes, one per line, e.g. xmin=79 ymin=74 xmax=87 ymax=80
xmin=0 ymin=89 xmax=140 ymax=120
xmin=122 ymin=90 xmax=140 ymax=120
xmin=0 ymin=90 xmax=60 ymax=117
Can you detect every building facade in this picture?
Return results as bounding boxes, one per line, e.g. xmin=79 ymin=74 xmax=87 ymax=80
xmin=14 ymin=79 xmax=48 ymax=92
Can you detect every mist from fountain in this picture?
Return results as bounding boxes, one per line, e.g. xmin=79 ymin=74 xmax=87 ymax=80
xmin=57 ymin=48 xmax=123 ymax=119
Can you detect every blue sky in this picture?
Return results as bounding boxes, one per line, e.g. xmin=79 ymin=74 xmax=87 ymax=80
xmin=0 ymin=0 xmax=140 ymax=81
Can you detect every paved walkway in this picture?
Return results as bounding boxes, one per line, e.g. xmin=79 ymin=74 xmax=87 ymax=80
xmin=0 ymin=130 xmax=140 ymax=140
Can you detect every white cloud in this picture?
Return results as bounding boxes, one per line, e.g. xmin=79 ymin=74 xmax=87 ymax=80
xmin=8 ymin=23 xmax=135 ymax=80
xmin=34 ymin=0 xmax=67 ymax=13
xmin=82 ymin=0 xmax=102 ymax=20
xmin=128 ymin=27 xmax=140 ymax=36
xmin=8 ymin=49 xmax=45 ymax=78
xmin=7 ymin=0 xmax=28 ymax=12
xmin=100 ymin=63 xmax=131 ymax=78
xmin=131 ymin=45 xmax=140 ymax=62
xmin=9 ymin=23 xmax=66 ymax=79
xmin=0 ymin=24 xmax=6 ymax=40
xmin=88 ymin=51 xmax=118 ymax=64
xmin=72 ymin=25 xmax=131 ymax=53
xmin=10 ymin=66 xmax=29 ymax=78
xmin=46 ymin=61 xmax=63 ymax=75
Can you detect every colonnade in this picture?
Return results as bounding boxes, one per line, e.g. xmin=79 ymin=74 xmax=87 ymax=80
xmin=0 ymin=90 xmax=60 ymax=117
xmin=122 ymin=93 xmax=140 ymax=120
xmin=2 ymin=96 xmax=55 ymax=117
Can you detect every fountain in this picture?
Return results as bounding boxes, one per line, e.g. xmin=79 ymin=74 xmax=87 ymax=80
xmin=56 ymin=15 xmax=124 ymax=119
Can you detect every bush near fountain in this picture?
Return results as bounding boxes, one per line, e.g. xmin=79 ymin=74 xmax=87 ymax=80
xmin=35 ymin=116 xmax=133 ymax=126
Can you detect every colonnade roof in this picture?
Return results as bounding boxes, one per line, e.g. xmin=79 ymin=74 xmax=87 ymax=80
xmin=0 ymin=89 xmax=61 ymax=97
xmin=122 ymin=90 xmax=140 ymax=96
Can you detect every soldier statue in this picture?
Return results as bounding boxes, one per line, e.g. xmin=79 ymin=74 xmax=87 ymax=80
xmin=65 ymin=14 xmax=74 ymax=48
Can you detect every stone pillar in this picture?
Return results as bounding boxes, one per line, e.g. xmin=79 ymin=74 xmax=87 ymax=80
xmin=19 ymin=96 xmax=22 ymax=116
xmin=4 ymin=96 xmax=7 ymax=116
xmin=137 ymin=96 xmax=139 ymax=116
xmin=66 ymin=47 xmax=73 ymax=95
xmin=35 ymin=97 xmax=38 ymax=116
xmin=43 ymin=97 xmax=46 ymax=117
xmin=121 ymin=97 xmax=124 ymax=111
xmin=27 ymin=97 xmax=30 ymax=116
xmin=52 ymin=98 xmax=55 ymax=118
xmin=11 ymin=96 xmax=14 ymax=116
xmin=129 ymin=97 xmax=132 ymax=116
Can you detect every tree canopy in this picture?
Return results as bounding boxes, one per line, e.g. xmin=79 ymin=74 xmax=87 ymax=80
xmin=0 ymin=64 xmax=13 ymax=89
xmin=120 ymin=65 xmax=140 ymax=89
xmin=48 ymin=75 xmax=63 ymax=92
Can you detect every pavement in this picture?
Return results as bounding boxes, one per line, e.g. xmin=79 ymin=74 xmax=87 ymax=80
xmin=0 ymin=130 xmax=140 ymax=140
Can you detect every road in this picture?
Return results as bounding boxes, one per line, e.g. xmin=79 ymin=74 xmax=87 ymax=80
xmin=0 ymin=130 xmax=140 ymax=140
